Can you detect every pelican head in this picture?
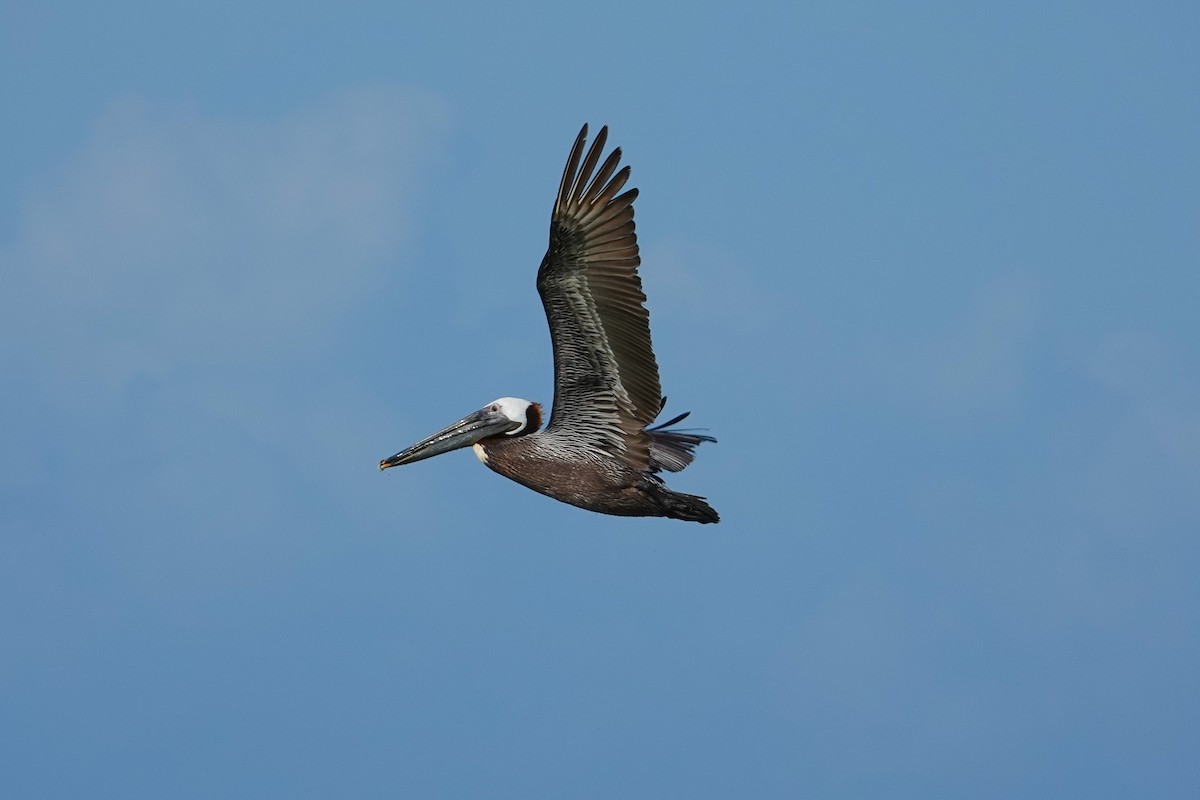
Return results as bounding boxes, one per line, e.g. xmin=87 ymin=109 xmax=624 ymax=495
xmin=379 ymin=397 xmax=541 ymax=470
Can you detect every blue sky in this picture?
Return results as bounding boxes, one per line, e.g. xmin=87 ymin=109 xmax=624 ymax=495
xmin=2 ymin=2 xmax=1198 ymax=797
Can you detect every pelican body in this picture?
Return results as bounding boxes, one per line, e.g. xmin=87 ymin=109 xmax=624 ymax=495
xmin=380 ymin=125 xmax=718 ymax=523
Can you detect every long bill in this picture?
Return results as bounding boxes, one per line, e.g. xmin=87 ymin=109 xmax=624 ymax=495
xmin=379 ymin=406 xmax=520 ymax=470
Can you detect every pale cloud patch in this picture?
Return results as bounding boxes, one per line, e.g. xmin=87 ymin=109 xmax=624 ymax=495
xmin=868 ymin=273 xmax=1039 ymax=424
xmin=1075 ymin=330 xmax=1200 ymax=532
xmin=2 ymin=87 xmax=450 ymax=403
xmin=634 ymin=238 xmax=785 ymax=413
xmin=641 ymin=238 xmax=781 ymax=337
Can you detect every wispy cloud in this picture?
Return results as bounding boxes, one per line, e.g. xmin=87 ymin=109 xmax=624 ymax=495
xmin=2 ymin=87 xmax=450 ymax=403
xmin=0 ymin=87 xmax=452 ymax=539
xmin=867 ymin=273 xmax=1039 ymax=425
xmin=1075 ymin=330 xmax=1200 ymax=532
xmin=642 ymin=238 xmax=781 ymax=338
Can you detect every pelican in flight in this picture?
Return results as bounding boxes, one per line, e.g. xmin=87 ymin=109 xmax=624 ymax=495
xmin=380 ymin=125 xmax=719 ymax=523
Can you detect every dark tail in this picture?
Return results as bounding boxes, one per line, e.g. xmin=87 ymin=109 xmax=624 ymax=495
xmin=649 ymin=483 xmax=720 ymax=524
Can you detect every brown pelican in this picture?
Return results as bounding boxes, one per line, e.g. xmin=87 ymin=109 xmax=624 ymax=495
xmin=379 ymin=124 xmax=719 ymax=523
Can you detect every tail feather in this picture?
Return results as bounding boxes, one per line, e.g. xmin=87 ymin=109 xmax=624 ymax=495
xmin=646 ymin=404 xmax=717 ymax=474
xmin=643 ymin=398 xmax=719 ymax=523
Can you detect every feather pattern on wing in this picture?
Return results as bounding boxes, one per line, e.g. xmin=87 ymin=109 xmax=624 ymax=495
xmin=536 ymin=124 xmax=664 ymax=468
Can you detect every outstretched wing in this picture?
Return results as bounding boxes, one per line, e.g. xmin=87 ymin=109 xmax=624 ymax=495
xmin=536 ymin=124 xmax=663 ymax=468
